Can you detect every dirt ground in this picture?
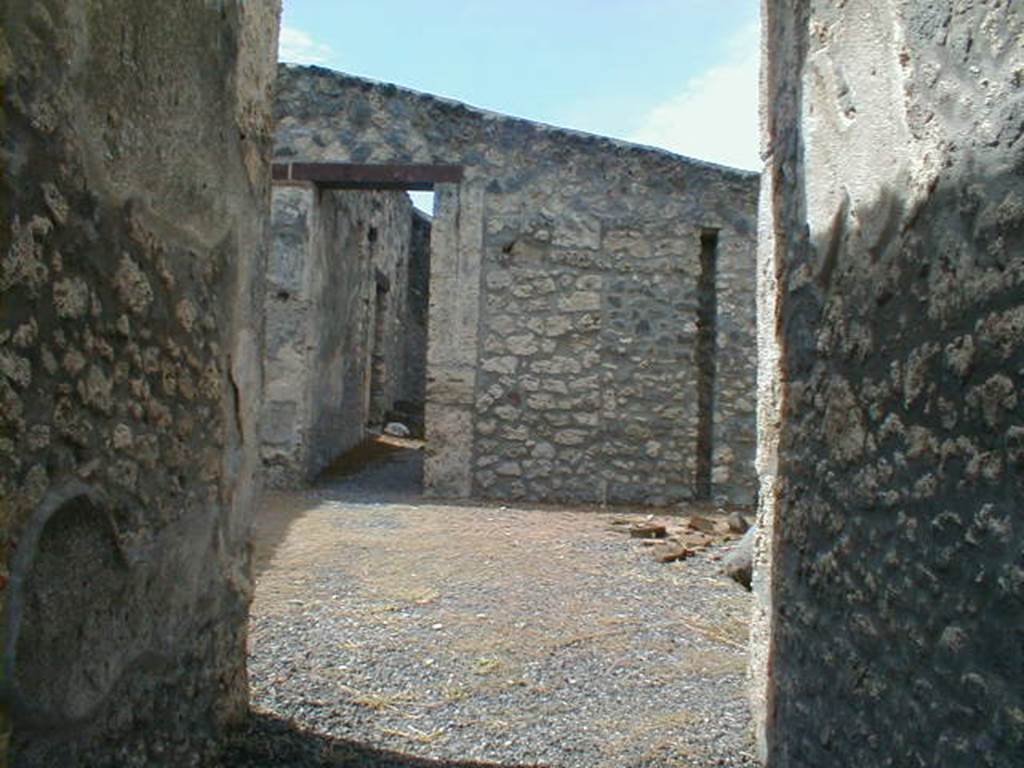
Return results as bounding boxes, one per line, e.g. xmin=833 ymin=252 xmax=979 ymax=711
xmin=230 ymin=437 xmax=757 ymax=767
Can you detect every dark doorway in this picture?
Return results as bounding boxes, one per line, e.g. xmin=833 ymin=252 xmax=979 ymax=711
xmin=694 ymin=227 xmax=719 ymax=499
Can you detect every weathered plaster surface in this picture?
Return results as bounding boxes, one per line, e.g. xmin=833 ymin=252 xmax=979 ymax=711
xmin=262 ymin=186 xmax=417 ymax=487
xmin=0 ymin=1 xmax=279 ymax=764
xmin=749 ymin=3 xmax=783 ymax=754
xmin=756 ymin=1 xmax=1024 ymax=764
xmin=275 ymin=66 xmax=760 ymax=505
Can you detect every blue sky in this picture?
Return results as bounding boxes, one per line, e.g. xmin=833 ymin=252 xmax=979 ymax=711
xmin=278 ymin=1 xmax=761 ymax=171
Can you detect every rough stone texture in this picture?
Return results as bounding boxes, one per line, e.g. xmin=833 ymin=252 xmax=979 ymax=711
xmin=756 ymin=1 xmax=1024 ymax=765
xmin=0 ymin=1 xmax=279 ymax=764
xmin=275 ymin=66 xmax=760 ymax=505
xmin=261 ymin=186 xmax=419 ymax=487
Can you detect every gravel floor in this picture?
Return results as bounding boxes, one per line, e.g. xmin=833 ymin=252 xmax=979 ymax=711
xmin=222 ymin=440 xmax=757 ymax=767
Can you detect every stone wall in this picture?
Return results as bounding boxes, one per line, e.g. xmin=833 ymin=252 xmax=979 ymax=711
xmin=275 ymin=66 xmax=760 ymax=505
xmin=0 ymin=1 xmax=279 ymax=765
xmin=261 ymin=186 xmax=418 ymax=487
xmin=756 ymin=1 xmax=1024 ymax=764
xmin=367 ymin=192 xmax=415 ymax=428
xmin=396 ymin=209 xmax=432 ymax=434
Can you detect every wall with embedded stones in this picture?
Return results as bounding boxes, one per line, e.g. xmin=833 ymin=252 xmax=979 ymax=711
xmin=275 ymin=65 xmax=760 ymax=505
xmin=262 ymin=185 xmax=418 ymax=487
xmin=0 ymin=1 xmax=279 ymax=765
xmin=755 ymin=1 xmax=1024 ymax=765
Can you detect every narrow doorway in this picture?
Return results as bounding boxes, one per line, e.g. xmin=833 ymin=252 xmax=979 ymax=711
xmin=694 ymin=227 xmax=719 ymax=499
xmin=264 ymin=163 xmax=459 ymax=488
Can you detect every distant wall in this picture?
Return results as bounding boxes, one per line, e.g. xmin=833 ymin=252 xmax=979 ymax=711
xmin=0 ymin=1 xmax=279 ymax=764
xmin=396 ymin=210 xmax=432 ymax=434
xmin=367 ymin=192 xmax=415 ymax=427
xmin=261 ymin=186 xmax=418 ymax=487
xmin=275 ymin=66 xmax=760 ymax=505
xmin=755 ymin=1 xmax=1024 ymax=764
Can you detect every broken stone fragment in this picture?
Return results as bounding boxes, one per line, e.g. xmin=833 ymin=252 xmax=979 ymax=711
xmin=721 ymin=525 xmax=755 ymax=590
xmin=686 ymin=515 xmax=717 ymax=534
xmin=713 ymin=520 xmax=733 ymax=536
xmin=384 ymin=422 xmax=410 ymax=437
xmin=654 ymin=542 xmax=693 ymax=563
xmin=726 ymin=511 xmax=750 ymax=534
xmin=678 ymin=531 xmax=713 ymax=549
xmin=629 ymin=522 xmax=667 ymax=539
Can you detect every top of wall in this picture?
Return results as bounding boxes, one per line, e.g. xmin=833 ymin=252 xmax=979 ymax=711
xmin=275 ymin=64 xmax=760 ymax=189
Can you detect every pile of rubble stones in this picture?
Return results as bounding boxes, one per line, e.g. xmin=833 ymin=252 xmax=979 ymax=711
xmin=611 ymin=511 xmax=756 ymax=589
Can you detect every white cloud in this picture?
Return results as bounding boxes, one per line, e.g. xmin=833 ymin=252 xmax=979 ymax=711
xmin=631 ymin=22 xmax=760 ymax=171
xmin=278 ymin=26 xmax=333 ymax=65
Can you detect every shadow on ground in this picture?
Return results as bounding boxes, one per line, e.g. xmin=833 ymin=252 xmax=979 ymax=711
xmin=252 ymin=436 xmax=425 ymax=578
xmin=222 ymin=712 xmax=545 ymax=767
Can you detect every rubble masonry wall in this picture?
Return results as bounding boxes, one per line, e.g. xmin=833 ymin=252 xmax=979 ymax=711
xmin=0 ymin=1 xmax=279 ymax=764
xmin=275 ymin=66 xmax=760 ymax=505
xmin=755 ymin=1 xmax=1024 ymax=764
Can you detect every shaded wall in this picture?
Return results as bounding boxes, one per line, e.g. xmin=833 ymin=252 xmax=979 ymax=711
xmin=396 ymin=209 xmax=432 ymax=434
xmin=367 ymin=192 xmax=415 ymax=427
xmin=756 ymin=1 xmax=1023 ymax=764
xmin=261 ymin=186 xmax=417 ymax=487
xmin=0 ymin=1 xmax=279 ymax=764
xmin=275 ymin=66 xmax=760 ymax=505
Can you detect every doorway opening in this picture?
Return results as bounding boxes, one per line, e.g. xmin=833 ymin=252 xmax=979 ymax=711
xmin=694 ymin=227 xmax=719 ymax=499
xmin=262 ymin=163 xmax=461 ymax=490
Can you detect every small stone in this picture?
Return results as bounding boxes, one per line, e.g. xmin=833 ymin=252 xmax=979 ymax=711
xmin=114 ymin=253 xmax=153 ymax=314
xmin=630 ymin=522 xmax=667 ymax=539
xmin=654 ymin=542 xmax=693 ymax=563
xmin=52 ymin=276 xmax=90 ymax=318
xmin=726 ymin=512 xmax=750 ymax=534
xmin=680 ymin=531 xmax=713 ymax=549
xmin=721 ymin=525 xmax=755 ymax=590
xmin=112 ymin=423 xmax=133 ymax=450
xmin=384 ymin=421 xmax=410 ymax=437
xmin=494 ymin=461 xmax=522 ymax=477
xmin=687 ymin=515 xmax=717 ymax=534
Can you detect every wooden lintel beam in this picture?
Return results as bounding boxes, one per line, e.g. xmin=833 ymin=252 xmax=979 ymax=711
xmin=272 ymin=162 xmax=463 ymax=190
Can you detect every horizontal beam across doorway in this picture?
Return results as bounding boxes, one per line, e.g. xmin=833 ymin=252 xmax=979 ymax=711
xmin=272 ymin=162 xmax=464 ymax=191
